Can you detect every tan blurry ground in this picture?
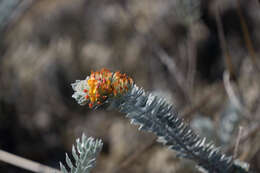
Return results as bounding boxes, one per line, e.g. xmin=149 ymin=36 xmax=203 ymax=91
xmin=0 ymin=0 xmax=260 ymax=173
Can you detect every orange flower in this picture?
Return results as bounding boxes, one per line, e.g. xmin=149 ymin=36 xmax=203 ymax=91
xmin=72 ymin=68 xmax=133 ymax=108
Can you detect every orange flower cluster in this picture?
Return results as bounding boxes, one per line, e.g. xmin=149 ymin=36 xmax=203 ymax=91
xmin=84 ymin=68 xmax=133 ymax=108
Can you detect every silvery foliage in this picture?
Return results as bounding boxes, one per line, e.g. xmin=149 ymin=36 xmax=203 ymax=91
xmin=60 ymin=134 xmax=103 ymax=173
xmin=104 ymin=85 xmax=249 ymax=173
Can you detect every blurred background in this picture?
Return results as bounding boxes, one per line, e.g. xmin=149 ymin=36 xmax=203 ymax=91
xmin=0 ymin=0 xmax=260 ymax=172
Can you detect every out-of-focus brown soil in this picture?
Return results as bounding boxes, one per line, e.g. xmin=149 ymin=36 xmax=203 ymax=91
xmin=0 ymin=0 xmax=259 ymax=172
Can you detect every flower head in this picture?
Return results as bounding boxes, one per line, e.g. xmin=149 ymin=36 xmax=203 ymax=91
xmin=72 ymin=68 xmax=133 ymax=108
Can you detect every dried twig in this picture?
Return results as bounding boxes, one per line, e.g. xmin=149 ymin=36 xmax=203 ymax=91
xmin=223 ymin=71 xmax=251 ymax=120
xmin=181 ymin=84 xmax=224 ymax=119
xmin=233 ymin=126 xmax=244 ymax=158
xmin=0 ymin=149 xmax=61 ymax=173
xmin=223 ymin=71 xmax=243 ymax=110
xmin=236 ymin=0 xmax=260 ymax=72
xmin=215 ymin=6 xmax=236 ymax=80
xmin=113 ymin=138 xmax=156 ymax=173
xmin=225 ymin=124 xmax=260 ymax=154
xmin=186 ymin=34 xmax=196 ymax=97
xmin=153 ymin=44 xmax=192 ymax=103
xmin=114 ymin=2 xmax=192 ymax=104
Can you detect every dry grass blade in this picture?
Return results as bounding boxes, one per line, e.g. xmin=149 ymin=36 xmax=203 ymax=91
xmin=215 ymin=6 xmax=236 ymax=80
xmin=153 ymin=44 xmax=192 ymax=103
xmin=225 ymin=124 xmax=260 ymax=154
xmin=0 ymin=149 xmax=61 ymax=173
xmin=233 ymin=126 xmax=244 ymax=158
xmin=181 ymin=84 xmax=224 ymax=119
xmin=236 ymin=0 xmax=260 ymax=72
xmin=112 ymin=138 xmax=156 ymax=173
xmin=223 ymin=71 xmax=252 ymax=120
